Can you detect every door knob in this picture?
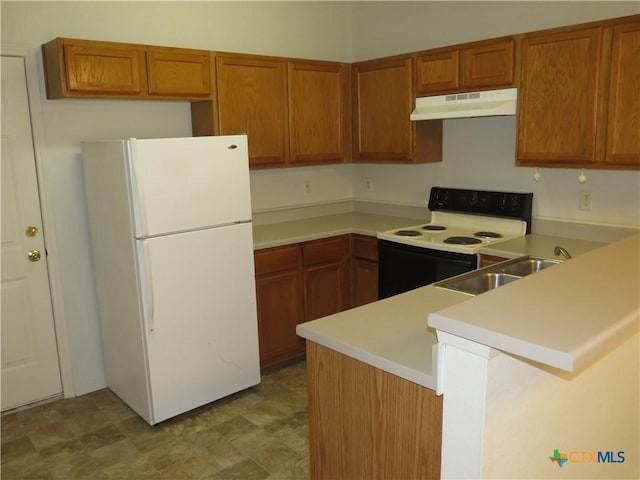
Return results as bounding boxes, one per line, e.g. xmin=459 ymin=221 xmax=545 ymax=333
xmin=27 ymin=249 xmax=41 ymax=262
xmin=25 ymin=225 xmax=39 ymax=237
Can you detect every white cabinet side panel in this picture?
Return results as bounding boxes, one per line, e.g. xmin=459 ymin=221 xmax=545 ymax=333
xmin=140 ymin=222 xmax=260 ymax=424
xmin=81 ymin=141 xmax=153 ymax=423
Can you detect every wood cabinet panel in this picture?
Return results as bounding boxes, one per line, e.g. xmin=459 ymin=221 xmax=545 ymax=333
xmin=605 ymin=20 xmax=640 ymax=167
xmin=479 ymin=254 xmax=509 ymax=268
xmin=517 ymin=27 xmax=604 ymax=165
xmin=462 ymin=39 xmax=515 ymax=88
xmin=42 ymin=38 xmax=213 ymax=100
xmin=216 ymin=55 xmax=288 ymax=169
xmin=288 ymin=61 xmax=350 ymax=165
xmin=43 ymin=39 xmax=145 ymax=97
xmin=254 ymin=245 xmax=304 ymax=371
xmin=351 ymin=234 xmax=378 ymax=307
xmin=416 ymin=50 xmax=459 ymax=94
xmin=353 ymin=56 xmax=413 ymax=162
xmin=353 ymin=55 xmax=442 ymax=164
xmin=302 ymin=236 xmax=349 ymax=321
xmin=416 ymin=37 xmax=515 ymax=96
xmin=306 ymin=342 xmax=442 ymax=480
xmin=146 ymin=49 xmax=212 ymax=97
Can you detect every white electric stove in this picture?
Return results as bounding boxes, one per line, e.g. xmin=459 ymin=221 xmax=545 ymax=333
xmin=377 ymin=187 xmax=533 ymax=299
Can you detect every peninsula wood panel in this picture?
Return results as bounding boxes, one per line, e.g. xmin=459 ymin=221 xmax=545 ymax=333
xmin=306 ymin=342 xmax=443 ymax=480
xmin=216 ymin=55 xmax=289 ymax=168
xmin=605 ymin=20 xmax=640 ymax=167
xmin=288 ymin=61 xmax=350 ymax=165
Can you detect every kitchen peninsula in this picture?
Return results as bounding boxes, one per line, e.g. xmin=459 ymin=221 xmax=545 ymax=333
xmin=296 ymin=233 xmax=639 ymax=479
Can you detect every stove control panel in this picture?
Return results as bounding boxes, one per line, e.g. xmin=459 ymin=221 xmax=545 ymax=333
xmin=428 ymin=187 xmax=533 ymax=231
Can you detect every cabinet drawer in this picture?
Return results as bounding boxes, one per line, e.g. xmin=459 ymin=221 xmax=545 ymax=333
xmin=254 ymin=245 xmax=300 ymax=276
xmin=352 ymin=234 xmax=378 ymax=262
xmin=303 ymin=236 xmax=347 ymax=266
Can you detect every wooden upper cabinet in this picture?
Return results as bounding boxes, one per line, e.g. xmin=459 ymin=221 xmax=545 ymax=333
xmin=517 ymin=15 xmax=639 ymax=170
xmin=517 ymin=27 xmax=603 ymax=166
xmin=605 ymin=20 xmax=640 ymax=167
xmin=353 ymin=55 xmax=442 ymax=164
xmin=416 ymin=49 xmax=459 ymax=94
xmin=462 ymin=39 xmax=515 ymax=89
xmin=288 ymin=61 xmax=350 ymax=165
xmin=215 ymin=55 xmax=289 ymax=168
xmin=416 ymin=37 xmax=515 ymax=95
xmin=43 ymin=38 xmax=145 ymax=97
xmin=146 ymin=48 xmax=212 ymax=97
xmin=42 ymin=38 xmax=212 ymax=100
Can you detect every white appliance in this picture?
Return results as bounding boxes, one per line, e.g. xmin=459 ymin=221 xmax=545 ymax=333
xmin=410 ymin=87 xmax=517 ymax=121
xmin=82 ymin=135 xmax=260 ymax=425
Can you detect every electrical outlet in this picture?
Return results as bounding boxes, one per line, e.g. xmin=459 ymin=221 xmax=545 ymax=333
xmin=365 ymin=177 xmax=373 ymax=192
xmin=304 ymin=180 xmax=311 ymax=195
xmin=580 ymin=190 xmax=592 ymax=211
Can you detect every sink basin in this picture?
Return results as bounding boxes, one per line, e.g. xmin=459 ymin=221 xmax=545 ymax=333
xmin=435 ymin=255 xmax=561 ymax=296
xmin=438 ymin=272 xmax=520 ymax=296
xmin=497 ymin=258 xmax=561 ymax=277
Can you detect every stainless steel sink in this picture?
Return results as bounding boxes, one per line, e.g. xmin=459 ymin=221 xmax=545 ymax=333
xmin=438 ymin=272 xmax=520 ymax=296
xmin=435 ymin=255 xmax=561 ymax=296
xmin=497 ymin=258 xmax=561 ymax=277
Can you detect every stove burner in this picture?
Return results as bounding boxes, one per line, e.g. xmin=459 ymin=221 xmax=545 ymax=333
xmin=444 ymin=236 xmax=483 ymax=245
xmin=474 ymin=231 xmax=503 ymax=239
xmin=422 ymin=225 xmax=447 ymax=231
xmin=395 ymin=230 xmax=422 ymax=237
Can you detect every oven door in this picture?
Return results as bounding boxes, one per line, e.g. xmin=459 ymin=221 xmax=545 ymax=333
xmin=378 ymin=240 xmax=478 ymax=299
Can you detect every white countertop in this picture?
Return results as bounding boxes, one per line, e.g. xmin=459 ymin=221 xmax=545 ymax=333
xmin=480 ymin=233 xmax=607 ymax=260
xmin=253 ymin=212 xmax=423 ymax=249
xmin=296 ymin=285 xmax=469 ymax=390
xmin=430 ymin=234 xmax=640 ymax=372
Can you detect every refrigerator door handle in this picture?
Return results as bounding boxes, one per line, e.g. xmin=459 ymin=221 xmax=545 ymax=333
xmin=127 ymin=139 xmax=149 ymax=238
xmin=138 ymin=240 xmax=155 ymax=335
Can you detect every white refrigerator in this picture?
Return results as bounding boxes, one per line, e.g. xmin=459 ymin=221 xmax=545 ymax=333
xmin=82 ymin=135 xmax=260 ymax=425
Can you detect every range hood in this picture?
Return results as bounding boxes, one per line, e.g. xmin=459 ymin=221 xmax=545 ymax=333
xmin=410 ymin=87 xmax=517 ymax=121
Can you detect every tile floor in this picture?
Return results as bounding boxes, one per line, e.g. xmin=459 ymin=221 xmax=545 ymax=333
xmin=1 ymin=361 xmax=309 ymax=480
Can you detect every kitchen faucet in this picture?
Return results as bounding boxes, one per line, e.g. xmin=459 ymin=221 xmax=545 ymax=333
xmin=554 ymin=246 xmax=572 ymax=259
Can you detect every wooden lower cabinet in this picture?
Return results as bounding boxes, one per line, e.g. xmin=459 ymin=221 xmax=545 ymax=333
xmin=351 ymin=234 xmax=378 ymax=307
xmin=254 ymin=245 xmax=304 ymax=371
xmin=303 ymin=236 xmax=349 ymax=321
xmin=306 ymin=341 xmax=443 ymax=480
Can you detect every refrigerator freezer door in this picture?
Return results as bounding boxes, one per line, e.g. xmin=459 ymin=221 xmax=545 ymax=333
xmin=137 ymin=222 xmax=260 ymax=424
xmin=130 ymin=135 xmax=252 ymax=238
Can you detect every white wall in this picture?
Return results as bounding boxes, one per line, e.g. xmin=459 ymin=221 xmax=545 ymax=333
xmin=354 ymin=117 xmax=640 ymax=228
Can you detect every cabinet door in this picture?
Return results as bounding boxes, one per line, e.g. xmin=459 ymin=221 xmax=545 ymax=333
xmin=517 ymin=27 xmax=604 ymax=166
xmin=61 ymin=41 xmax=145 ymax=96
xmin=254 ymin=246 xmax=304 ymax=370
xmin=462 ymin=39 xmax=515 ymax=89
xmin=216 ymin=55 xmax=288 ymax=168
xmin=303 ymin=237 xmax=349 ymax=321
xmin=146 ymin=48 xmax=212 ymax=98
xmin=288 ymin=61 xmax=350 ymax=165
xmin=415 ymin=49 xmax=459 ymax=95
xmin=353 ymin=56 xmax=415 ymax=162
xmin=351 ymin=234 xmax=378 ymax=307
xmin=605 ymin=20 xmax=640 ymax=167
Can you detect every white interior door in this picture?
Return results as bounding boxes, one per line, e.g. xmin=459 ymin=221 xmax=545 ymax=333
xmin=1 ymin=56 xmax=62 ymax=410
